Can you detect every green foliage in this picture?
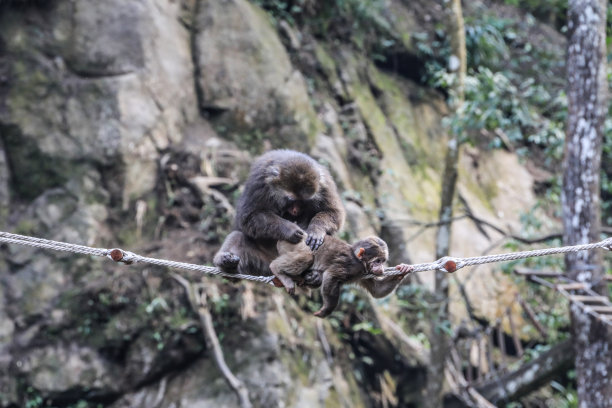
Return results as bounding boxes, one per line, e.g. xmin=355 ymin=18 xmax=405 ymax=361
xmin=414 ymin=12 xmax=567 ymax=169
xmin=352 ymin=321 xmax=382 ymax=335
xmin=396 ymin=284 xmax=433 ymax=321
xmin=436 ymin=68 xmax=565 ymax=162
xmin=252 ymin=0 xmax=395 ymax=57
xmin=67 ymin=401 xmax=104 ymax=408
xmin=464 ymin=15 xmax=512 ymax=69
xmin=24 ymin=388 xmax=43 ymax=408
xmin=549 ymin=380 xmax=579 ymax=408
xmin=413 ymin=31 xmax=448 ymax=83
xmin=502 ymin=0 xmax=567 ymax=27
xmin=210 ymin=293 xmax=231 ymax=314
xmin=340 ymin=289 xmax=371 ymax=314
xmin=152 ymin=330 xmax=165 ymax=350
xmin=145 ymin=296 xmax=169 ymax=314
xmin=251 ymin=0 xmax=304 ymax=25
xmin=601 ymin=110 xmax=612 ymax=225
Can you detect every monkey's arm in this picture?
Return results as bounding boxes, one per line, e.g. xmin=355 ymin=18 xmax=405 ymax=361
xmin=242 ymin=211 xmax=305 ymax=243
xmin=359 ymin=274 xmax=406 ymax=298
xmin=304 ymin=181 xmax=345 ymax=250
xmin=314 ymin=272 xmax=341 ymax=318
xmin=305 ymin=207 xmax=345 ymax=250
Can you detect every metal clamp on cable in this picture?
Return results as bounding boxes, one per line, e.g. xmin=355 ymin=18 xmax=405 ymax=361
xmin=107 ymin=248 xmax=138 ymax=265
xmin=436 ymin=256 xmax=459 ymax=273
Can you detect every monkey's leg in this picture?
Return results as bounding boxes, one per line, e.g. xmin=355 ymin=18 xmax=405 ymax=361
xmin=271 ymin=242 xmax=313 ymax=294
xmin=213 ymin=231 xmax=243 ymax=273
xmin=235 ymin=238 xmax=279 ymax=276
xmin=314 ymin=274 xmax=340 ymax=318
xmin=270 ymin=257 xmax=297 ymax=295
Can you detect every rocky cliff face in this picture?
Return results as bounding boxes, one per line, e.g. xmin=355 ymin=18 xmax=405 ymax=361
xmin=0 ymin=0 xmax=562 ymax=406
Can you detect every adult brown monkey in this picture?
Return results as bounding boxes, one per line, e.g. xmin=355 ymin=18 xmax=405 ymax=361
xmin=213 ymin=149 xmax=345 ymax=276
xmin=270 ymin=236 xmax=413 ymax=317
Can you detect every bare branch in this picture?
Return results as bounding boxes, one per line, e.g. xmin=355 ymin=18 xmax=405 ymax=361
xmin=316 ymin=320 xmax=333 ymax=365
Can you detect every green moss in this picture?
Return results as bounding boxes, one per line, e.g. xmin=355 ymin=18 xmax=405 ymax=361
xmin=315 ymin=43 xmax=337 ymax=78
xmin=313 ymin=42 xmax=348 ymax=101
xmin=458 ymin=164 xmax=498 ymax=212
xmin=284 ymin=349 xmax=310 ymax=386
xmin=14 ymin=219 xmax=38 ymax=236
xmin=266 ymin=313 xmax=293 ymax=340
xmin=366 ymin=66 xmax=442 ymax=171
xmin=334 ymin=56 xmax=444 ymax=218
xmin=350 ymin=82 xmax=425 ymax=207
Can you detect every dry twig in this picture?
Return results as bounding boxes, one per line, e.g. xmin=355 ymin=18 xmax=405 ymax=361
xmin=172 ymin=273 xmax=252 ymax=408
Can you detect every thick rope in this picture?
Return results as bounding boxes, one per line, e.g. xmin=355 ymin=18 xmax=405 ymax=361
xmin=0 ymin=231 xmax=276 ymax=285
xmin=1 ymin=231 xmax=611 ymax=283
xmin=381 ymin=236 xmax=612 ymax=276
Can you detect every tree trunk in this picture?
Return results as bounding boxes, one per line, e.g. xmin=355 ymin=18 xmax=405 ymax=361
xmin=563 ymin=1 xmax=612 ymax=406
xmin=425 ymin=0 xmax=466 ymax=407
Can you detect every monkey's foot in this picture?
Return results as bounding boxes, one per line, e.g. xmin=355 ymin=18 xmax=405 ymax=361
xmin=300 ymin=270 xmax=322 ymax=288
xmin=272 ymin=273 xmax=296 ymax=295
xmin=313 ymin=308 xmax=330 ymax=318
xmin=214 ymin=252 xmax=240 ymax=270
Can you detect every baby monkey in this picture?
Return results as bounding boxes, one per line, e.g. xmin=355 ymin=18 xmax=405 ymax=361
xmin=271 ymin=236 xmax=414 ymax=318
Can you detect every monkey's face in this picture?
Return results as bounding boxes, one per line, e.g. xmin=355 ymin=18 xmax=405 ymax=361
xmin=280 ymin=184 xmax=317 ymax=220
xmin=282 ymin=194 xmax=302 ymax=219
xmin=354 ymin=237 xmax=389 ymax=275
xmin=367 ymin=257 xmax=386 ymax=275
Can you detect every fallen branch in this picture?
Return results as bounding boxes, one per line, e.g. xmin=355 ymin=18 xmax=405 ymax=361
xmin=172 ymin=273 xmax=252 ymax=408
xmin=445 ymin=347 xmax=496 ymax=408
xmin=475 ymin=339 xmax=573 ymax=404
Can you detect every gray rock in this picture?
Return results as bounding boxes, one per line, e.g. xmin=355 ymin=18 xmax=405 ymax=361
xmin=16 ymin=343 xmax=122 ymax=396
xmin=0 ymin=143 xmax=8 ymax=226
xmin=67 ymin=0 xmax=146 ymax=76
xmin=194 ymin=0 xmax=319 ymax=151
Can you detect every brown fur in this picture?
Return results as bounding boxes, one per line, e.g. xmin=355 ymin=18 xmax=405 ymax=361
xmin=270 ymin=236 xmax=413 ymax=318
xmin=213 ymin=150 xmax=345 ymax=276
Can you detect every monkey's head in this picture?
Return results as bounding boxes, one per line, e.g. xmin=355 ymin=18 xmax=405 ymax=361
xmin=352 ymin=236 xmax=389 ymax=276
xmin=265 ymin=156 xmax=322 ymax=218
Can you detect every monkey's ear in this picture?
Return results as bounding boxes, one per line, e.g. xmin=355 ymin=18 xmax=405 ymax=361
xmin=355 ymin=247 xmax=365 ymax=259
xmin=265 ymin=165 xmax=281 ymax=183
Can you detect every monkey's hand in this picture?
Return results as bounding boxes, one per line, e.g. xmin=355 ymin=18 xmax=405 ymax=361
xmin=394 ymin=264 xmax=414 ymax=279
xmin=285 ymin=224 xmax=306 ymax=244
xmin=305 ymin=228 xmax=325 ymax=251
